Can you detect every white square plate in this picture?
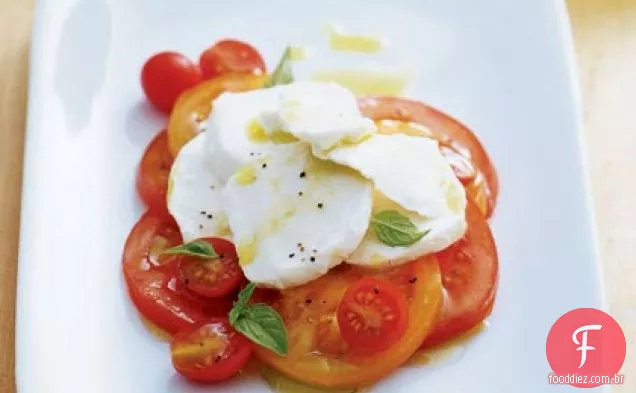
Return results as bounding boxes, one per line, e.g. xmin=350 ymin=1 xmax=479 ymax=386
xmin=16 ymin=0 xmax=604 ymax=392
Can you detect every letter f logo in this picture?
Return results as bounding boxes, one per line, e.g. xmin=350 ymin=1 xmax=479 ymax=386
xmin=572 ymin=324 xmax=602 ymax=368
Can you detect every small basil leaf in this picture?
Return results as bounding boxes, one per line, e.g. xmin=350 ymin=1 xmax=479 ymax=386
xmin=228 ymin=282 xmax=289 ymax=355
xmin=160 ymin=240 xmax=218 ymax=259
xmin=229 ymin=306 xmax=243 ymax=326
xmin=264 ymin=47 xmax=293 ymax=88
xmin=230 ymin=283 xmax=256 ymax=324
xmin=370 ymin=210 xmax=430 ymax=247
xmin=236 ymin=282 xmax=256 ymax=307
xmin=233 ymin=304 xmax=288 ymax=356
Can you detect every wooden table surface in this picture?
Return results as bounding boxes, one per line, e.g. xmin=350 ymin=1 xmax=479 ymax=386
xmin=1 ymin=0 xmax=635 ymax=392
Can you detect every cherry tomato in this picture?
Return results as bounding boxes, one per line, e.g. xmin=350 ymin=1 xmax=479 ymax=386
xmin=122 ymin=211 xmax=234 ymax=335
xmin=254 ymin=257 xmax=442 ymax=389
xmin=337 ymin=277 xmax=409 ymax=355
xmin=171 ymin=318 xmax=252 ymax=383
xmin=424 ymin=200 xmax=499 ymax=346
xmin=199 ymin=39 xmax=266 ymax=79
xmin=180 ymin=237 xmax=244 ymax=298
xmin=141 ymin=51 xmax=203 ymax=114
xmin=167 ymin=74 xmax=266 ymax=157
xmin=360 ymin=97 xmax=499 ymax=218
xmin=136 ymin=130 xmax=173 ymax=218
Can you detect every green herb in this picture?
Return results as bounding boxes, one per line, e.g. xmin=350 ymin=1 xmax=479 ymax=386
xmin=264 ymin=47 xmax=293 ymax=88
xmin=370 ymin=210 xmax=430 ymax=247
xmin=229 ymin=283 xmax=288 ymax=356
xmin=236 ymin=282 xmax=256 ymax=307
xmin=234 ymin=304 xmax=288 ymax=355
xmin=160 ymin=240 xmax=218 ymax=259
xmin=229 ymin=282 xmax=256 ymax=325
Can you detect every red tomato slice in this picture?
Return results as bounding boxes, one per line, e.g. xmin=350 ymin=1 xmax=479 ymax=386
xmin=122 ymin=211 xmax=234 ymax=335
xmin=337 ymin=277 xmax=409 ymax=355
xmin=424 ymin=200 xmax=499 ymax=346
xmin=171 ymin=318 xmax=253 ymax=382
xmin=136 ymin=130 xmax=173 ymax=218
xmin=180 ymin=237 xmax=245 ymax=298
xmin=359 ymin=97 xmax=499 ymax=218
xmin=141 ymin=52 xmax=203 ymax=113
xmin=199 ymin=39 xmax=266 ymax=79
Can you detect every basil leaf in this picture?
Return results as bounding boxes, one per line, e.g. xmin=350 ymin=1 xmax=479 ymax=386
xmin=370 ymin=210 xmax=430 ymax=247
xmin=160 ymin=240 xmax=218 ymax=259
xmin=233 ymin=304 xmax=288 ymax=356
xmin=229 ymin=283 xmax=256 ymax=324
xmin=264 ymin=47 xmax=293 ymax=88
xmin=229 ymin=305 xmax=242 ymax=326
xmin=237 ymin=282 xmax=256 ymax=307
xmin=228 ymin=282 xmax=288 ymax=356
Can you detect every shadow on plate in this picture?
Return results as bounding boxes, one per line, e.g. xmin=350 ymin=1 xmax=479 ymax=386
xmin=55 ymin=0 xmax=112 ymax=134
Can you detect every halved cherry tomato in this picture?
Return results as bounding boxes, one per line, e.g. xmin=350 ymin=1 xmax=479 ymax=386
xmin=424 ymin=200 xmax=499 ymax=346
xmin=167 ymin=73 xmax=266 ymax=156
xmin=171 ymin=318 xmax=252 ymax=382
xmin=254 ymin=257 xmax=442 ymax=389
xmin=180 ymin=237 xmax=244 ymax=298
xmin=199 ymin=39 xmax=266 ymax=79
xmin=337 ymin=277 xmax=409 ymax=355
xmin=141 ymin=52 xmax=203 ymax=114
xmin=136 ymin=130 xmax=173 ymax=218
xmin=361 ymin=97 xmax=499 ymax=218
xmin=122 ymin=211 xmax=234 ymax=335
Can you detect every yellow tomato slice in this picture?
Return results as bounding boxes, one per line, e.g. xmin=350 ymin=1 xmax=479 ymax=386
xmin=254 ymin=256 xmax=442 ymax=389
xmin=167 ymin=73 xmax=266 ymax=157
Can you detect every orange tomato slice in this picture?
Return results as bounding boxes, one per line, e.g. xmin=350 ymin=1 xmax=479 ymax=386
xmin=167 ymin=73 xmax=266 ymax=157
xmin=253 ymin=257 xmax=442 ymax=389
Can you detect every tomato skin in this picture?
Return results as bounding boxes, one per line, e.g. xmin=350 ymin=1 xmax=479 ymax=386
xmin=180 ymin=237 xmax=245 ymax=298
xmin=199 ymin=39 xmax=266 ymax=79
xmin=337 ymin=277 xmax=409 ymax=355
xmin=171 ymin=318 xmax=253 ymax=383
xmin=424 ymin=200 xmax=499 ymax=346
xmin=141 ymin=52 xmax=203 ymax=114
xmin=136 ymin=130 xmax=173 ymax=218
xmin=167 ymin=73 xmax=266 ymax=157
xmin=122 ymin=211 xmax=234 ymax=335
xmin=360 ymin=97 xmax=499 ymax=217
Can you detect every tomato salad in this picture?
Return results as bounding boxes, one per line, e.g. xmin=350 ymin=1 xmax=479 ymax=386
xmin=125 ymin=39 xmax=499 ymax=389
